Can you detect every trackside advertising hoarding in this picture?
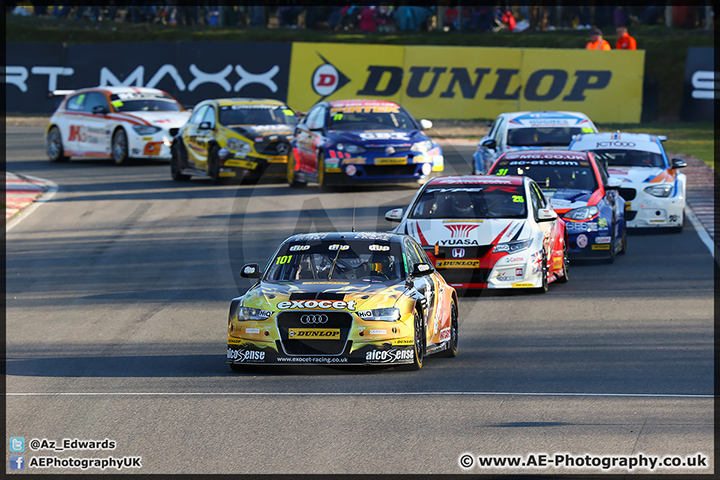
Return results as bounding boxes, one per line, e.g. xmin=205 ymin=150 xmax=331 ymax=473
xmin=679 ymin=47 xmax=714 ymax=121
xmin=287 ymin=43 xmax=645 ymax=123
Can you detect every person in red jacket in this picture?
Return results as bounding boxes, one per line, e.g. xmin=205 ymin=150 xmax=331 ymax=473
xmin=585 ymin=28 xmax=611 ymax=51
xmin=615 ymin=26 xmax=637 ymax=50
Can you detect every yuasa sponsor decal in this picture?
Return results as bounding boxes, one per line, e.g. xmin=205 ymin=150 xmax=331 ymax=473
xmin=365 ymin=348 xmax=414 ymax=363
xmin=444 ymin=224 xmax=480 ymax=238
xmin=227 ymin=348 xmax=266 ymax=362
xmin=436 ymin=259 xmax=480 ymax=268
xmin=439 ymin=239 xmax=479 ymax=246
xmin=288 ymin=328 xmax=340 ymax=339
xmin=277 ymin=300 xmax=357 ymax=311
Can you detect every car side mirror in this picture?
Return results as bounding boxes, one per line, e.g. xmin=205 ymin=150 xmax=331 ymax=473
xmin=240 ymin=263 xmax=261 ymax=279
xmin=411 ymin=262 xmax=434 ymax=277
xmin=419 ymin=119 xmax=433 ymax=130
xmin=536 ymin=208 xmax=557 ymax=222
xmin=605 ymin=177 xmax=622 ymax=190
xmin=481 ymin=138 xmax=497 ymax=149
xmin=384 ymin=208 xmax=404 ymax=222
xmin=671 ymin=158 xmax=687 ymax=169
xmin=199 ymin=121 xmax=212 ymax=130
xmin=92 ymin=105 xmax=108 ymax=115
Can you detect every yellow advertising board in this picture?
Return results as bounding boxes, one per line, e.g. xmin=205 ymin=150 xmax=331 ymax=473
xmin=288 ymin=43 xmax=645 ymax=123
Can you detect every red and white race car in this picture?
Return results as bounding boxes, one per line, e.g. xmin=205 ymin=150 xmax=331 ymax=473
xmin=385 ymin=175 xmax=568 ymax=292
xmin=46 ymin=86 xmax=191 ymax=164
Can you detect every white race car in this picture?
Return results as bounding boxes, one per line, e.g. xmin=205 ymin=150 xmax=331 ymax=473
xmin=46 ymin=86 xmax=191 ymax=164
xmin=385 ymin=175 xmax=568 ymax=292
xmin=472 ymin=111 xmax=598 ymax=174
xmin=569 ymin=131 xmax=687 ymax=231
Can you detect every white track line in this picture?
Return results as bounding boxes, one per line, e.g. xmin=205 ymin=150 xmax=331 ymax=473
xmin=5 ymin=392 xmax=713 ymax=398
xmin=6 ymin=175 xmax=58 ymax=233
xmin=685 ymin=204 xmax=716 ymax=262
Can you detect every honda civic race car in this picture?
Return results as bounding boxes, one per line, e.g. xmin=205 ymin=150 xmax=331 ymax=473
xmin=472 ymin=111 xmax=598 ymax=174
xmin=568 ymin=131 xmax=687 ymax=231
xmin=171 ymin=98 xmax=298 ymax=184
xmin=228 ymin=232 xmax=458 ymax=370
xmin=487 ymin=150 xmax=626 ymax=262
xmin=288 ymin=99 xmax=443 ymax=188
xmin=385 ymin=175 xmax=568 ymax=292
xmin=46 ymin=86 xmax=190 ymax=164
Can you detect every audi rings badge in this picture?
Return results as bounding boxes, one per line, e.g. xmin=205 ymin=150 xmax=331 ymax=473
xmin=300 ymin=314 xmax=329 ymax=325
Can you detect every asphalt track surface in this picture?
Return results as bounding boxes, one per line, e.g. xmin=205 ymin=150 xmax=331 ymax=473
xmin=5 ymin=126 xmax=714 ymax=475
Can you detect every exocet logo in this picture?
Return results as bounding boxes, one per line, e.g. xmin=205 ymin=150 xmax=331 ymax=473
xmin=365 ymin=348 xmax=414 ymax=363
xmin=595 ymin=141 xmax=636 ymax=148
xmin=227 ymin=348 xmax=266 ymax=362
xmin=277 ymin=300 xmax=357 ymax=311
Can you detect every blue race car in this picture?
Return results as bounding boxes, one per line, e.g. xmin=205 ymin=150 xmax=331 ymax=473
xmin=288 ymin=99 xmax=444 ymax=188
xmin=487 ymin=149 xmax=627 ymax=263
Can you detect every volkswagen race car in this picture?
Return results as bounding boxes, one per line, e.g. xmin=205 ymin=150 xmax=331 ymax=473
xmin=488 ymin=150 xmax=627 ymax=262
xmin=568 ymin=131 xmax=687 ymax=231
xmin=46 ymin=86 xmax=190 ymax=164
xmin=288 ymin=99 xmax=443 ymax=188
xmin=385 ymin=175 xmax=568 ymax=292
xmin=472 ymin=111 xmax=598 ymax=174
xmin=171 ymin=98 xmax=298 ymax=184
xmin=228 ymin=232 xmax=458 ymax=370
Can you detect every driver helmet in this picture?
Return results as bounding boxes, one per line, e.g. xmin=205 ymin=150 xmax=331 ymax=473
xmin=451 ymin=195 xmax=474 ymax=215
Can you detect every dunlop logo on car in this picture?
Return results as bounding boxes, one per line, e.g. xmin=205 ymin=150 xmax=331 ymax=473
xmin=591 ymin=244 xmax=611 ymax=250
xmin=224 ymin=159 xmax=258 ymax=169
xmin=436 ymin=259 xmax=480 ymax=268
xmin=288 ymin=328 xmax=340 ymax=339
xmin=511 ymin=283 xmax=535 ymax=288
xmin=392 ymin=339 xmax=413 ymax=346
xmin=375 ymin=157 xmax=407 ymax=165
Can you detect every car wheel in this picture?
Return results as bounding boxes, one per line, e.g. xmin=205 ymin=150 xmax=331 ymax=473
xmin=208 ymin=145 xmax=223 ymax=185
xmin=317 ymin=151 xmax=328 ymax=191
xmin=557 ymin=239 xmax=570 ymax=283
xmin=47 ymin=126 xmax=70 ymax=162
xmin=170 ymin=142 xmax=191 ymax=181
xmin=606 ymin=222 xmax=616 ymax=264
xmin=287 ymin=150 xmax=305 ymax=188
xmin=674 ymin=210 xmax=685 ymax=233
xmin=440 ymin=302 xmax=459 ymax=358
xmin=535 ymin=251 xmax=549 ymax=293
xmin=399 ymin=311 xmax=424 ymax=370
xmin=619 ymin=221 xmax=628 ymax=254
xmin=112 ymin=129 xmax=130 ymax=165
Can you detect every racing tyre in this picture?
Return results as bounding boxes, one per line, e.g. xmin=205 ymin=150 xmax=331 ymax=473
xmin=287 ymin=151 xmax=306 ymax=188
xmin=439 ymin=302 xmax=459 ymax=358
xmin=208 ymin=145 xmax=223 ymax=185
xmin=317 ymin=152 xmax=329 ymax=191
xmin=619 ymin=222 xmax=628 ymax=255
xmin=535 ymin=252 xmax=549 ymax=293
xmin=674 ymin=210 xmax=685 ymax=233
xmin=399 ymin=311 xmax=424 ymax=370
xmin=557 ymin=239 xmax=570 ymax=283
xmin=112 ymin=129 xmax=130 ymax=165
xmin=47 ymin=126 xmax=70 ymax=162
xmin=170 ymin=142 xmax=191 ymax=181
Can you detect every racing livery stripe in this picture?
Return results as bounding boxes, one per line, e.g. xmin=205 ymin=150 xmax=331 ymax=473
xmin=64 ymin=150 xmax=111 ymax=157
xmin=106 ymin=113 xmax=152 ymax=126
xmin=586 ymin=188 xmax=604 ymax=206
xmin=414 ymin=220 xmax=430 ymax=246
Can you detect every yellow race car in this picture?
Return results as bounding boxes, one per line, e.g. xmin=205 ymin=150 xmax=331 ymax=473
xmin=171 ymin=98 xmax=298 ymax=184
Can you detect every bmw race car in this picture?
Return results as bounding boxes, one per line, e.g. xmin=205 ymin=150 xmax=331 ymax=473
xmin=171 ymin=98 xmax=298 ymax=184
xmin=288 ymin=99 xmax=443 ymax=188
xmin=568 ymin=131 xmax=687 ymax=231
xmin=488 ymin=150 xmax=627 ymax=262
xmin=385 ymin=175 xmax=568 ymax=292
xmin=46 ymin=86 xmax=190 ymax=164
xmin=228 ymin=232 xmax=458 ymax=370
xmin=472 ymin=111 xmax=598 ymax=174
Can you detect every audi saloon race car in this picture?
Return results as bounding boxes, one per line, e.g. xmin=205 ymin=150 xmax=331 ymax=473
xmin=472 ymin=111 xmax=598 ymax=174
xmin=228 ymin=232 xmax=458 ymax=370
xmin=487 ymin=150 xmax=626 ymax=262
xmin=171 ymin=98 xmax=298 ymax=184
xmin=46 ymin=86 xmax=190 ymax=164
xmin=568 ymin=131 xmax=687 ymax=231
xmin=288 ymin=99 xmax=443 ymax=188
xmin=385 ymin=175 xmax=568 ymax=292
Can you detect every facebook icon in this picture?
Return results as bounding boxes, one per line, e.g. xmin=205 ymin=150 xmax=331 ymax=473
xmin=10 ymin=455 xmax=25 ymax=470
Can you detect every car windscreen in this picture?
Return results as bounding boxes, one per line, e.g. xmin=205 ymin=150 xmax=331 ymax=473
xmin=492 ymin=159 xmax=598 ymax=191
xmin=110 ymin=93 xmax=181 ymax=112
xmin=589 ymin=149 xmax=665 ymax=168
xmin=507 ymin=127 xmax=584 ymax=147
xmin=219 ymin=105 xmax=298 ymax=126
xmin=328 ymin=107 xmax=415 ymax=130
xmin=265 ymin=240 xmax=403 ymax=283
xmin=410 ymin=185 xmax=527 ymax=219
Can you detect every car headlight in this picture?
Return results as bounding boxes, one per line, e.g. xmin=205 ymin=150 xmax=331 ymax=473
xmin=357 ymin=307 xmax=401 ymax=322
xmin=644 ymin=184 xmax=673 ymax=198
xmin=564 ymin=206 xmax=599 ymax=221
xmin=493 ymin=239 xmax=532 ymax=253
xmin=410 ymin=140 xmax=433 ymax=153
xmin=336 ymin=143 xmax=366 ymax=154
xmin=227 ymin=138 xmax=252 ymax=153
xmin=237 ymin=306 xmax=273 ymax=322
xmin=132 ymin=125 xmax=162 ymax=135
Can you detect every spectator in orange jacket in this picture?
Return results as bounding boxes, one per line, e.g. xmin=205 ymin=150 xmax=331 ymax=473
xmin=585 ymin=28 xmax=611 ymax=51
xmin=615 ymin=26 xmax=637 ymax=50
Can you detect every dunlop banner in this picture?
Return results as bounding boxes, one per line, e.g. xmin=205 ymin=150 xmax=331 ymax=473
xmin=288 ymin=43 xmax=645 ymax=123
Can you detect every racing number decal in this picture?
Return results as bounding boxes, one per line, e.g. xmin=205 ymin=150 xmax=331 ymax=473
xmin=276 ymin=255 xmax=293 ymax=265
xmin=496 ymin=168 xmax=509 ymax=176
xmin=512 ymin=195 xmax=524 ymax=203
